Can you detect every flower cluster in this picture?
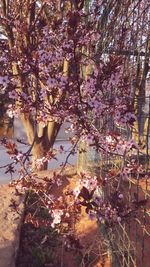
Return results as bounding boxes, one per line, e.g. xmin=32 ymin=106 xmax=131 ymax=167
xmin=71 ymin=173 xmax=130 ymax=226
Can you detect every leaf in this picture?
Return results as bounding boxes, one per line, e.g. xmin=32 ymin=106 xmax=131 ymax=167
xmin=79 ymin=186 xmax=91 ymax=201
xmin=85 ymin=204 xmax=93 ymax=214
xmin=60 ymin=145 xmax=64 ymax=151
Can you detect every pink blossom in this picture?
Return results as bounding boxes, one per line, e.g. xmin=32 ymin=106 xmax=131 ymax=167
xmin=0 ymin=75 xmax=9 ymax=86
xmin=9 ymin=90 xmax=18 ymax=100
xmin=51 ymin=209 xmax=63 ymax=228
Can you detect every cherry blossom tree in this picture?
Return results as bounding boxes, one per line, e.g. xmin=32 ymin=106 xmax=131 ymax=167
xmin=0 ymin=0 xmax=146 ymax=168
xmin=0 ymin=0 xmax=149 ymax=231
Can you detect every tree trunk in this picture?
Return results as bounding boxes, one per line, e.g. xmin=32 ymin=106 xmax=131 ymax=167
xmin=32 ymin=142 xmax=48 ymax=171
xmin=21 ymin=115 xmax=61 ymax=171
